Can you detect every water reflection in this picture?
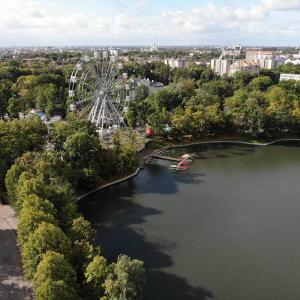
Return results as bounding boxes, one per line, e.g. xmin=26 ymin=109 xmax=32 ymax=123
xmin=79 ymin=142 xmax=300 ymax=300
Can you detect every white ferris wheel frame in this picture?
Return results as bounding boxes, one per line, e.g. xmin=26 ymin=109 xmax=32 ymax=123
xmin=68 ymin=52 xmax=130 ymax=139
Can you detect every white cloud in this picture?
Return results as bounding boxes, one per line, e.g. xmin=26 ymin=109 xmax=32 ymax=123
xmin=0 ymin=0 xmax=298 ymax=45
xmin=262 ymin=0 xmax=300 ymax=10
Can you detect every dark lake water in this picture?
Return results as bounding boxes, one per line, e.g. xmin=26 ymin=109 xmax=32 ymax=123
xmin=79 ymin=142 xmax=300 ymax=300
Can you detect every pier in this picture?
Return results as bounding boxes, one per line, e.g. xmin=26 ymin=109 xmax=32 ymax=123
xmin=144 ymin=149 xmax=181 ymax=165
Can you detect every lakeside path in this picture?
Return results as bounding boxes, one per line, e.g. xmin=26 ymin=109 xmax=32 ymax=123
xmin=0 ymin=205 xmax=33 ymax=300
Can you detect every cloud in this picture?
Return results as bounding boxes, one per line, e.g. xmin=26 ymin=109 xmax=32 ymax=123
xmin=262 ymin=0 xmax=300 ymax=10
xmin=0 ymin=0 xmax=299 ymax=45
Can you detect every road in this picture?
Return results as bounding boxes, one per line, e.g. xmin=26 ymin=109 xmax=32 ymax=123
xmin=0 ymin=205 xmax=33 ymax=300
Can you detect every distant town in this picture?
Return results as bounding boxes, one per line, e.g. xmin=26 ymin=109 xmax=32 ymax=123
xmin=1 ymin=44 xmax=300 ymax=82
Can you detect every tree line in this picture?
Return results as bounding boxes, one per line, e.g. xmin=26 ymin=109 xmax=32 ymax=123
xmin=2 ymin=116 xmax=143 ymax=300
xmin=127 ymin=64 xmax=300 ymax=138
xmin=0 ymin=60 xmax=71 ymax=119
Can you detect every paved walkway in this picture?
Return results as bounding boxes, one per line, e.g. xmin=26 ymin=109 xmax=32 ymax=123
xmin=0 ymin=205 xmax=33 ymax=300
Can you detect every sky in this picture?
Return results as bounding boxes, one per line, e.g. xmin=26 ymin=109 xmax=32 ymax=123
xmin=0 ymin=0 xmax=299 ymax=46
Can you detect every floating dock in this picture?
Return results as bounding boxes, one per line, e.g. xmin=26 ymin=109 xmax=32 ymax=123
xmin=151 ymin=154 xmax=181 ymax=162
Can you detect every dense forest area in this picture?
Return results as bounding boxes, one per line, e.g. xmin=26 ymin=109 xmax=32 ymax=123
xmin=0 ymin=58 xmax=143 ymax=300
xmin=1 ymin=116 xmax=142 ymax=300
xmin=0 ymin=55 xmax=299 ymax=299
xmin=126 ymin=63 xmax=300 ymax=139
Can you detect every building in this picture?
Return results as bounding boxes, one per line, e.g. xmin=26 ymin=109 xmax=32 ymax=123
xmin=259 ymin=58 xmax=284 ymax=69
xmin=164 ymin=58 xmax=189 ymax=69
xmin=284 ymin=58 xmax=300 ymax=65
xmin=150 ymin=43 xmax=158 ymax=52
xmin=109 ymin=49 xmax=118 ymax=56
xmin=229 ymin=60 xmax=260 ymax=75
xmin=246 ymin=48 xmax=276 ymax=62
xmin=280 ymin=73 xmax=300 ymax=81
xmin=221 ymin=44 xmax=242 ymax=57
xmin=210 ymin=58 xmax=232 ymax=75
xmin=293 ymin=50 xmax=300 ymax=59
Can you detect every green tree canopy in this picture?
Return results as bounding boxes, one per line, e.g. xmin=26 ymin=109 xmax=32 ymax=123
xmin=34 ymin=251 xmax=78 ymax=297
xmin=22 ymin=222 xmax=72 ymax=279
xmin=102 ymin=255 xmax=145 ymax=300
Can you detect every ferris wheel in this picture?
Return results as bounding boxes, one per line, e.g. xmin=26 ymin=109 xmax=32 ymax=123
xmin=68 ymin=51 xmax=130 ymax=139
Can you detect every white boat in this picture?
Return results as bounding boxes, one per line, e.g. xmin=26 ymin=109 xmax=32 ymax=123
xmin=170 ymin=164 xmax=178 ymax=169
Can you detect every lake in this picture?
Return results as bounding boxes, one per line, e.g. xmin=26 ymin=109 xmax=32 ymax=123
xmin=79 ymin=141 xmax=300 ymax=300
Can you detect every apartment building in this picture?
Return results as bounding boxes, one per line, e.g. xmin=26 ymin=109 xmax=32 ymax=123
xmin=246 ymin=48 xmax=276 ymax=62
xmin=229 ymin=60 xmax=260 ymax=75
xmin=164 ymin=58 xmax=189 ymax=69
xmin=210 ymin=58 xmax=232 ymax=75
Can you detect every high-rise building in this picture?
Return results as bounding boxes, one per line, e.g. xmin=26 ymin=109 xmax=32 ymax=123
xmin=150 ymin=43 xmax=158 ymax=52
xmin=211 ymin=58 xmax=232 ymax=75
xmin=259 ymin=58 xmax=284 ymax=69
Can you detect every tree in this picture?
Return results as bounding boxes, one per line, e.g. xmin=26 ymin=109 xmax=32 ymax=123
xmin=0 ymin=118 xmax=46 ymax=189
xmin=22 ymin=222 xmax=72 ymax=279
xmin=248 ymin=76 xmax=274 ymax=92
xmin=277 ymin=63 xmax=300 ymax=74
xmin=134 ymin=85 xmax=149 ymax=101
xmin=225 ymin=90 xmax=267 ymax=136
xmin=232 ymin=71 xmax=256 ymax=90
xmin=62 ymin=131 xmax=104 ymax=187
xmin=35 ymin=83 xmax=60 ymax=116
xmin=50 ymin=114 xmax=97 ymax=151
xmin=147 ymin=108 xmax=169 ymax=135
xmin=0 ymin=79 xmax=12 ymax=118
xmin=34 ymin=279 xmax=79 ymax=300
xmin=115 ymin=143 xmax=139 ymax=174
xmin=85 ymin=255 xmax=108 ymax=298
xmin=34 ymin=251 xmax=79 ymax=300
xmin=264 ymin=86 xmax=295 ymax=133
xmin=18 ymin=204 xmax=57 ymax=247
xmin=69 ymin=216 xmax=95 ymax=243
xmin=259 ymin=69 xmax=280 ymax=83
xmin=202 ymin=79 xmax=234 ymax=104
xmin=197 ymin=68 xmax=214 ymax=85
xmin=21 ymin=194 xmax=56 ymax=215
xmin=5 ymin=152 xmax=38 ymax=206
xmin=102 ymin=255 xmax=145 ymax=300
xmin=7 ymin=96 xmax=21 ymax=118
xmin=16 ymin=173 xmax=77 ymax=229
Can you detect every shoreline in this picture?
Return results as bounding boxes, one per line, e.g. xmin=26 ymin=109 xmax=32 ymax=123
xmin=76 ymin=137 xmax=300 ymax=202
xmin=163 ymin=138 xmax=300 ymax=150
xmin=76 ymin=167 xmax=142 ymax=202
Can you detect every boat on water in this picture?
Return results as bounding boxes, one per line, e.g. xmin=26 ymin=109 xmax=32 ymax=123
xmin=170 ymin=164 xmax=178 ymax=169
xmin=177 ymin=165 xmax=189 ymax=170
xmin=170 ymin=163 xmax=189 ymax=170
xmin=181 ymin=153 xmax=198 ymax=159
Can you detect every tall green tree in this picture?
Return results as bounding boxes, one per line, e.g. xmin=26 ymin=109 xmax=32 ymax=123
xmin=22 ymin=222 xmax=72 ymax=279
xmin=0 ymin=79 xmax=12 ymax=118
xmin=34 ymin=251 xmax=79 ymax=300
xmin=102 ymin=255 xmax=145 ymax=300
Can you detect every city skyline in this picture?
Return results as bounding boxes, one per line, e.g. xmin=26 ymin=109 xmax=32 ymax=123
xmin=0 ymin=0 xmax=299 ymax=46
